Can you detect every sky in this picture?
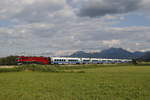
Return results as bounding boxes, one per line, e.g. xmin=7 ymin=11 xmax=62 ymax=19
xmin=0 ymin=0 xmax=150 ymax=57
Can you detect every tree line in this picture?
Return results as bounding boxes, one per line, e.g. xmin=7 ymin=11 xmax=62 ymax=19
xmin=0 ymin=56 xmax=18 ymax=65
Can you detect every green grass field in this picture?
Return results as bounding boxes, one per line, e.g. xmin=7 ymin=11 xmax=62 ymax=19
xmin=0 ymin=64 xmax=150 ymax=100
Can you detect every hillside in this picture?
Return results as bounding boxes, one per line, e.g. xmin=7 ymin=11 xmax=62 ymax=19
xmin=137 ymin=52 xmax=150 ymax=61
xmin=69 ymin=48 xmax=146 ymax=59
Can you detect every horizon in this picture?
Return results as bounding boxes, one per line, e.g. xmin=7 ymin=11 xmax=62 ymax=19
xmin=1 ymin=47 xmax=149 ymax=57
xmin=0 ymin=0 xmax=150 ymax=57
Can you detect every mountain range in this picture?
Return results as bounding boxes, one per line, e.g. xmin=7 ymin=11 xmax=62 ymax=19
xmin=137 ymin=52 xmax=150 ymax=61
xmin=69 ymin=48 xmax=147 ymax=59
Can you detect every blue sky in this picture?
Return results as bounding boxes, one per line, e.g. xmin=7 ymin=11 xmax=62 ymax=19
xmin=115 ymin=14 xmax=150 ymax=27
xmin=0 ymin=0 xmax=150 ymax=57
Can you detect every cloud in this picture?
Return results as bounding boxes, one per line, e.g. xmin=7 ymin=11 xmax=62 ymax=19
xmin=68 ymin=0 xmax=143 ymax=17
xmin=14 ymin=0 xmax=67 ymax=22
xmin=102 ymin=40 xmax=121 ymax=47
xmin=0 ymin=0 xmax=70 ymax=22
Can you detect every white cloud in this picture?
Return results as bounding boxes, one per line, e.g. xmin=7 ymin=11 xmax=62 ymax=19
xmin=102 ymin=40 xmax=121 ymax=47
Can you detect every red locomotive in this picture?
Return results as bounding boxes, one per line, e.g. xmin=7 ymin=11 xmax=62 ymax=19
xmin=16 ymin=56 xmax=50 ymax=65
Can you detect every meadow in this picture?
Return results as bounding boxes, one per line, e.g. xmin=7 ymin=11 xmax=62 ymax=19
xmin=0 ymin=64 xmax=150 ymax=100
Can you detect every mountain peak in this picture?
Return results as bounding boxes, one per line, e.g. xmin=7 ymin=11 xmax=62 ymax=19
xmin=74 ymin=51 xmax=86 ymax=54
xmin=103 ymin=47 xmax=129 ymax=52
xmin=69 ymin=47 xmax=146 ymax=59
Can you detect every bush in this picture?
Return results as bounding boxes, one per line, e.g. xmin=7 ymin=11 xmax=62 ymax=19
xmin=0 ymin=56 xmax=18 ymax=65
xmin=15 ymin=65 xmax=58 ymax=72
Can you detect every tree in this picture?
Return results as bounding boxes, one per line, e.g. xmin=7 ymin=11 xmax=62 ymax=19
xmin=0 ymin=56 xmax=18 ymax=65
xmin=132 ymin=59 xmax=137 ymax=65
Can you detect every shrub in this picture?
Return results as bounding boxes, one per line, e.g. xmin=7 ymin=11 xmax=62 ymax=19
xmin=15 ymin=64 xmax=58 ymax=72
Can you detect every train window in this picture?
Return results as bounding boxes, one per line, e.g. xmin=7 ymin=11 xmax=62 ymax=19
xmin=83 ymin=60 xmax=90 ymax=62
xmin=55 ymin=59 xmax=60 ymax=61
xmin=92 ymin=60 xmax=98 ymax=62
xmin=69 ymin=59 xmax=78 ymax=62
xmin=59 ymin=59 xmax=65 ymax=61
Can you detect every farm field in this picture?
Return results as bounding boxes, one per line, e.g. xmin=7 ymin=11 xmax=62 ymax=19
xmin=0 ymin=64 xmax=150 ymax=100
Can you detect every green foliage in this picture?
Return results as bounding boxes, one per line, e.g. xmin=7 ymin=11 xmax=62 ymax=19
xmin=0 ymin=56 xmax=18 ymax=65
xmin=0 ymin=63 xmax=133 ymax=73
xmin=16 ymin=64 xmax=58 ymax=72
xmin=132 ymin=59 xmax=137 ymax=65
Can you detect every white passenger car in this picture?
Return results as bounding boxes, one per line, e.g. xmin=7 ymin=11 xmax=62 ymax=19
xmin=51 ymin=57 xmax=81 ymax=64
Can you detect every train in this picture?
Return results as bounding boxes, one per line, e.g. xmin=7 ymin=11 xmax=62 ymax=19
xmin=16 ymin=56 xmax=132 ymax=65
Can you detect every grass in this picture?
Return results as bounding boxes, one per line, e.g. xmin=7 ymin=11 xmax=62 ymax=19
xmin=0 ymin=64 xmax=132 ymax=73
xmin=0 ymin=64 xmax=150 ymax=100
